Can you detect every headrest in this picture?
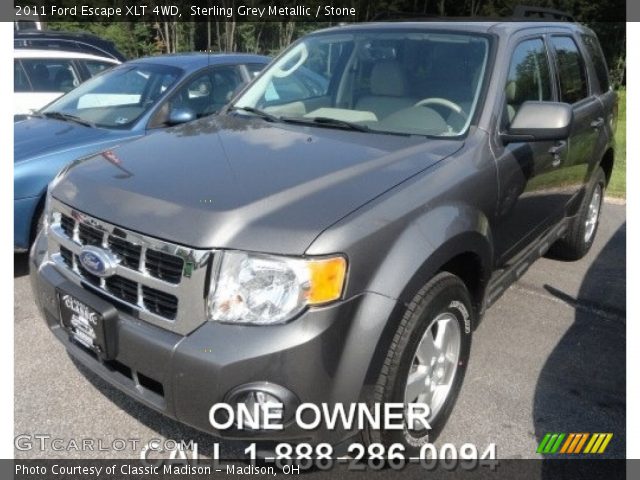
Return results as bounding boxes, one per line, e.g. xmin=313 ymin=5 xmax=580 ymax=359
xmin=370 ymin=61 xmax=406 ymax=97
xmin=54 ymin=69 xmax=75 ymax=91
xmin=32 ymin=64 xmax=49 ymax=80
xmin=505 ymin=80 xmax=517 ymax=103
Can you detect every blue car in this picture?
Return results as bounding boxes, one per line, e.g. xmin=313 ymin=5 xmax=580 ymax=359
xmin=14 ymin=52 xmax=270 ymax=251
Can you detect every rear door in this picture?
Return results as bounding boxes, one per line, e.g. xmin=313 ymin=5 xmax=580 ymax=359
xmin=14 ymin=59 xmax=33 ymax=115
xmin=580 ymin=32 xmax=617 ymax=172
xmin=18 ymin=57 xmax=82 ymax=112
xmin=548 ymin=34 xmax=605 ymax=211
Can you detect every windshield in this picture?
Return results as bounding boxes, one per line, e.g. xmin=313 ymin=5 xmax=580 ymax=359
xmin=233 ymin=31 xmax=489 ymax=137
xmin=42 ymin=63 xmax=183 ymax=129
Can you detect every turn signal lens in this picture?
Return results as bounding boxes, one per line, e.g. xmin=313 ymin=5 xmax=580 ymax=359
xmin=306 ymin=257 xmax=347 ymax=305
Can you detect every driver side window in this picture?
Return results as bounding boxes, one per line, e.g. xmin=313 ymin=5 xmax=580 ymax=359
xmin=504 ymin=38 xmax=552 ymax=126
xmin=156 ymin=66 xmax=244 ymax=126
xmin=167 ymin=73 xmax=212 ymax=115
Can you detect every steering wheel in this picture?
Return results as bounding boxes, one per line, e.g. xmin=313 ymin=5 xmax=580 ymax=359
xmin=414 ymin=97 xmax=467 ymax=118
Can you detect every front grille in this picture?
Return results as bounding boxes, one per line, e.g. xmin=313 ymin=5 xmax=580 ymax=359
xmin=142 ymin=286 xmax=179 ymax=319
xmin=60 ymin=215 xmax=74 ymax=237
xmin=145 ymin=250 xmax=184 ymax=284
xmin=77 ymin=260 xmax=100 ymax=286
xmin=108 ymin=235 xmax=141 ymax=270
xmin=78 ymin=223 xmax=103 ymax=246
xmin=61 ymin=213 xmax=184 ymax=284
xmin=48 ymin=200 xmax=212 ymax=335
xmin=103 ymin=359 xmax=165 ymax=400
xmin=58 ymin=212 xmax=181 ymax=321
xmin=106 ymin=275 xmax=138 ymax=304
xmin=60 ymin=245 xmax=73 ymax=267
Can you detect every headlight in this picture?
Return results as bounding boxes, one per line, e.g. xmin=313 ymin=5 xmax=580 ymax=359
xmin=43 ymin=167 xmax=68 ymax=230
xmin=42 ymin=187 xmax=60 ymax=232
xmin=207 ymin=251 xmax=347 ymax=325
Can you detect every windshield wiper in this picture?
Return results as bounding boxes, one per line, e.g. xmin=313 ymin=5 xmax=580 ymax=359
xmin=280 ymin=116 xmax=370 ymax=132
xmin=42 ymin=111 xmax=95 ymax=128
xmin=228 ymin=106 xmax=280 ymax=123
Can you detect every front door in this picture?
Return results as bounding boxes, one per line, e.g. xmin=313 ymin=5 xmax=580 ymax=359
xmin=492 ymin=37 xmax=569 ymax=264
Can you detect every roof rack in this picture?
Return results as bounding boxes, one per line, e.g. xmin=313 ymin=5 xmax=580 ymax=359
xmin=512 ymin=5 xmax=575 ymax=22
xmin=14 ymin=31 xmax=126 ymax=61
xmin=370 ymin=11 xmax=437 ymax=21
xmin=370 ymin=8 xmax=575 ymax=23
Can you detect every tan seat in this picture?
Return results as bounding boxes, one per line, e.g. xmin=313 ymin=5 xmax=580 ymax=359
xmin=356 ymin=61 xmax=414 ymax=120
xmin=505 ymin=80 xmax=519 ymax=123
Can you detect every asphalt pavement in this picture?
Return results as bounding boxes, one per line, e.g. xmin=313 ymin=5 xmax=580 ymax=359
xmin=14 ymin=203 xmax=626 ymax=460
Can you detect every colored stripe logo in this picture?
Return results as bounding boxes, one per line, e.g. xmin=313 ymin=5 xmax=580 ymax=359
xmin=537 ymin=433 xmax=613 ymax=454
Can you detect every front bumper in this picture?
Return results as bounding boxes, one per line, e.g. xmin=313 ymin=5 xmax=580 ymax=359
xmin=30 ymin=232 xmax=398 ymax=445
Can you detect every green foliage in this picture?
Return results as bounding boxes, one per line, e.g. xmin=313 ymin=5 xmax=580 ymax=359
xmin=609 ymin=88 xmax=626 ymax=198
xmin=44 ymin=0 xmax=625 ymax=85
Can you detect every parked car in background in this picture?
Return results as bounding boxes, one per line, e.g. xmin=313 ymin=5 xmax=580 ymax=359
xmin=14 ymin=49 xmax=121 ymax=115
xmin=15 ymin=30 xmax=127 ymax=62
xmin=15 ymin=53 xmax=270 ymax=251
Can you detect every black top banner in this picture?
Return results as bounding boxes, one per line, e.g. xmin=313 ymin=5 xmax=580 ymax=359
xmin=8 ymin=0 xmax=628 ymax=23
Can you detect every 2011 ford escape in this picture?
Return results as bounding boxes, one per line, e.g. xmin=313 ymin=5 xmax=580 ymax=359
xmin=30 ymin=20 xmax=616 ymax=452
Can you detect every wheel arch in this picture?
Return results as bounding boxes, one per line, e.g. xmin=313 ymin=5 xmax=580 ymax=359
xmin=364 ymin=203 xmax=494 ymax=316
xmin=599 ymin=147 xmax=615 ymax=186
xmin=29 ymin=190 xmax=47 ymax=244
xmin=357 ymin=204 xmax=495 ymax=391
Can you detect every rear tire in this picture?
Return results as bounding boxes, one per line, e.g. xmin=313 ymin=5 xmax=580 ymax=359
xmin=550 ymin=167 xmax=606 ymax=261
xmin=365 ymin=272 xmax=473 ymax=454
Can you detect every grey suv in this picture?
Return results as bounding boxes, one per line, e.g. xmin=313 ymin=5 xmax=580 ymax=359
xmin=30 ymin=21 xmax=616 ymax=452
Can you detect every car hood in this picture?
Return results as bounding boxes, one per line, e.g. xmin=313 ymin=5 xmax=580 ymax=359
xmin=53 ymin=115 xmax=463 ymax=254
xmin=14 ymin=117 xmax=133 ymax=163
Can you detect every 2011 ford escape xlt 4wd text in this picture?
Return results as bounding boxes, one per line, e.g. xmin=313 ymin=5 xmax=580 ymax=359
xmin=30 ymin=21 xmax=616 ymax=452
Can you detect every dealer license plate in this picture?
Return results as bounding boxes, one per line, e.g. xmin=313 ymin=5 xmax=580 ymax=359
xmin=58 ymin=292 xmax=103 ymax=354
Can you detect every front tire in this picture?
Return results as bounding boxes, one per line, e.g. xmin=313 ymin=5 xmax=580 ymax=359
xmin=366 ymin=272 xmax=473 ymax=453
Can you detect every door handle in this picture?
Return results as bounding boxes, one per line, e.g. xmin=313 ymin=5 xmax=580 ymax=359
xmin=548 ymin=141 xmax=567 ymax=167
xmin=590 ymin=117 xmax=605 ymax=129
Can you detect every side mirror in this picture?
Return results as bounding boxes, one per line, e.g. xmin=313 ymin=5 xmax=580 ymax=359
xmin=167 ymin=107 xmax=196 ymax=125
xmin=501 ymin=101 xmax=573 ymax=144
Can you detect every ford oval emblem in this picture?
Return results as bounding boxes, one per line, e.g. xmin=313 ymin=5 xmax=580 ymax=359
xmin=78 ymin=246 xmax=118 ymax=277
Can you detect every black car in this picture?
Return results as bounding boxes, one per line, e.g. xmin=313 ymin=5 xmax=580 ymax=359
xmin=14 ymin=30 xmax=126 ymax=62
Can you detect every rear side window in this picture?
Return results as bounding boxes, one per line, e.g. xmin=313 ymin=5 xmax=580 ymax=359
xmin=550 ymin=36 xmax=589 ymax=104
xmin=504 ymin=38 xmax=552 ymax=124
xmin=20 ymin=58 xmax=80 ymax=93
xmin=581 ymin=34 xmax=610 ymax=93
xmin=82 ymin=59 xmax=115 ymax=77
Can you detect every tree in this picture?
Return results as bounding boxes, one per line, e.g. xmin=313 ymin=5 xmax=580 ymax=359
xmin=45 ymin=0 xmax=625 ymax=86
